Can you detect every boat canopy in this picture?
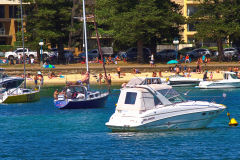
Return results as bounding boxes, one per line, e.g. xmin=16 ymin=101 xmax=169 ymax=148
xmin=117 ymin=84 xmax=175 ymax=112
xmin=126 ymin=77 xmax=162 ymax=87
xmin=223 ymin=72 xmax=239 ymax=80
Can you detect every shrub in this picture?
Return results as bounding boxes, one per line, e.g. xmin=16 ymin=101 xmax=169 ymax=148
xmin=0 ymin=45 xmax=13 ymax=52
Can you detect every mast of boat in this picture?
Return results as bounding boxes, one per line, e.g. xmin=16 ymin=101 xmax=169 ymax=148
xmin=20 ymin=0 xmax=26 ymax=88
xmin=82 ymin=0 xmax=89 ymax=90
xmin=93 ymin=15 xmax=110 ymax=91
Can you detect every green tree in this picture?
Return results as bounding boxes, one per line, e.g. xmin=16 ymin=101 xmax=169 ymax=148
xmin=23 ymin=0 xmax=73 ymax=63
xmin=189 ymin=0 xmax=240 ymax=61
xmin=95 ymin=0 xmax=184 ymax=63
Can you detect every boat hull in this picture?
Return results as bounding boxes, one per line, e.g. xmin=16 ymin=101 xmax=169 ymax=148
xmin=169 ymin=80 xmax=200 ymax=87
xmin=2 ymin=91 xmax=40 ymax=103
xmin=54 ymin=93 xmax=109 ymax=109
xmin=197 ymin=81 xmax=240 ymax=89
xmin=106 ymin=106 xmax=225 ymax=132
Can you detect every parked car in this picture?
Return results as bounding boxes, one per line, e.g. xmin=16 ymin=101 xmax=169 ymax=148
xmin=155 ymin=49 xmax=178 ymax=61
xmin=5 ymin=48 xmax=37 ymax=60
xmin=178 ymin=47 xmax=195 ymax=56
xmin=214 ymin=48 xmax=239 ymax=60
xmin=223 ymin=48 xmax=238 ymax=58
xmin=121 ymin=47 xmax=151 ymax=61
xmin=78 ymin=49 xmax=99 ymax=60
xmin=0 ymin=51 xmax=4 ymax=57
xmin=184 ymin=48 xmax=211 ymax=59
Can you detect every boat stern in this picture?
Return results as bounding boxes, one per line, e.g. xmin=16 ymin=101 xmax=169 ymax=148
xmin=54 ymin=100 xmax=69 ymax=109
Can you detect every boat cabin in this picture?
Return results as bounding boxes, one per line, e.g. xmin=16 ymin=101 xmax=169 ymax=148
xmin=116 ymin=84 xmax=186 ymax=113
xmin=223 ymin=72 xmax=239 ymax=80
xmin=126 ymin=77 xmax=162 ymax=87
xmin=58 ymin=85 xmax=101 ymax=100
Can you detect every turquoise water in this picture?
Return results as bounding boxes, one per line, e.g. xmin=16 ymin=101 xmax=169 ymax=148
xmin=0 ymin=86 xmax=240 ymax=159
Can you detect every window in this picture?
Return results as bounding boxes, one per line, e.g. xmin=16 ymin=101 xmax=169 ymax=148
xmin=0 ymin=6 xmax=4 ymax=18
xmin=154 ymin=96 xmax=162 ymax=105
xmin=0 ymin=23 xmax=5 ymax=35
xmin=158 ymin=89 xmax=186 ymax=103
xmin=187 ymin=24 xmax=196 ymax=31
xmin=187 ymin=5 xmax=198 ymax=16
xmin=9 ymin=6 xmax=19 ymax=18
xmin=230 ymin=74 xmax=239 ymax=79
xmin=125 ymin=92 xmax=137 ymax=104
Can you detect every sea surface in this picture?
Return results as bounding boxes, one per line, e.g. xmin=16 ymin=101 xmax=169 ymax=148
xmin=0 ymin=85 xmax=240 ymax=160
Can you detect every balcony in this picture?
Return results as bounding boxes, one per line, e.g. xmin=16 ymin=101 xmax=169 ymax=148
xmin=0 ymin=0 xmax=21 ymax=5
xmin=186 ymin=0 xmax=200 ymax=5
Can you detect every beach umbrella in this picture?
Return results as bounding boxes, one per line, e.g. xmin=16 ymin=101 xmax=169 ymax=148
xmin=43 ymin=64 xmax=55 ymax=69
xmin=167 ymin=60 xmax=178 ymax=64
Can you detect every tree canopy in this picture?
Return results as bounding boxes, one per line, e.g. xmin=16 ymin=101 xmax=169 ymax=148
xmin=189 ymin=0 xmax=240 ymax=61
xmin=95 ymin=0 xmax=184 ymax=62
xmin=23 ymin=0 xmax=74 ymax=63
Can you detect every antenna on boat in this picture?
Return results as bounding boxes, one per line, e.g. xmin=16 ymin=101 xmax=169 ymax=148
xmin=222 ymin=93 xmax=238 ymax=127
xmin=20 ymin=0 xmax=26 ymax=89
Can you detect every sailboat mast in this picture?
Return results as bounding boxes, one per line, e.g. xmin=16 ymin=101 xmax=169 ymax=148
xmin=82 ymin=0 xmax=89 ymax=89
xmin=20 ymin=0 xmax=26 ymax=88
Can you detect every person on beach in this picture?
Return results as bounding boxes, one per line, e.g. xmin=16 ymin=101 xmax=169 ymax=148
xmin=53 ymin=89 xmax=59 ymax=100
xmin=175 ymin=65 xmax=180 ymax=75
xmin=150 ymin=53 xmax=155 ymax=67
xmin=107 ymin=74 xmax=112 ymax=85
xmin=152 ymin=72 xmax=157 ymax=77
xmin=158 ymin=71 xmax=162 ymax=77
xmin=117 ymin=67 xmax=121 ymax=78
xmin=210 ymin=72 xmax=213 ymax=80
xmin=203 ymin=70 xmax=208 ymax=81
xmin=98 ymin=73 xmax=103 ymax=84
xmin=185 ymin=54 xmax=190 ymax=63
xmin=38 ymin=72 xmax=44 ymax=86
xmin=34 ymin=74 xmax=38 ymax=86
xmin=81 ymin=71 xmax=90 ymax=84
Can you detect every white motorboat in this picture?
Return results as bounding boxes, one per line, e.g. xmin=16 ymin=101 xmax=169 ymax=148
xmin=167 ymin=75 xmax=202 ymax=86
xmin=196 ymin=72 xmax=240 ymax=89
xmin=106 ymin=84 xmax=226 ymax=131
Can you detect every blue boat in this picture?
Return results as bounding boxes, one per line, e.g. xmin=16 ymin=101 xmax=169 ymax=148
xmin=54 ymin=0 xmax=109 ymax=109
xmin=54 ymin=85 xmax=109 ymax=109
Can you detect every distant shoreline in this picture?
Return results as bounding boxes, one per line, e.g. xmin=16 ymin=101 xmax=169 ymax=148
xmin=25 ymin=70 xmax=227 ymax=87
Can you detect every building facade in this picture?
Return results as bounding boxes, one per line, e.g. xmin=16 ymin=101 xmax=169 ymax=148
xmin=0 ymin=0 xmax=21 ymax=46
xmin=173 ymin=0 xmax=198 ymax=44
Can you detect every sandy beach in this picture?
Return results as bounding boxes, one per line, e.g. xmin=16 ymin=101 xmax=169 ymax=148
xmin=25 ymin=70 xmax=226 ymax=86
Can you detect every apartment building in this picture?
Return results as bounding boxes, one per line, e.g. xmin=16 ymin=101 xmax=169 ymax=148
xmin=173 ymin=0 xmax=198 ymax=43
xmin=0 ymin=0 xmax=21 ymax=46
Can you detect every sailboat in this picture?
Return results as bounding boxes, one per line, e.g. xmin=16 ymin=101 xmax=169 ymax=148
xmin=0 ymin=0 xmax=40 ymax=103
xmin=53 ymin=0 xmax=109 ymax=109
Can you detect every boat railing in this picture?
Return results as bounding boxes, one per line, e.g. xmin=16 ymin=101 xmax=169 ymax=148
xmin=8 ymin=87 xmax=19 ymax=95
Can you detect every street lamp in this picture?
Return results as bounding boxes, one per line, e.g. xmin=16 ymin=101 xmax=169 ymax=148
xmin=173 ymin=38 xmax=179 ymax=60
xmin=39 ymin=39 xmax=44 ymax=65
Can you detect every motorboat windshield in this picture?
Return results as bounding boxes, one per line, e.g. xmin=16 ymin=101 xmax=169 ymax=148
xmin=126 ymin=77 xmax=162 ymax=87
xmin=169 ymin=75 xmax=184 ymax=78
xmin=230 ymin=74 xmax=239 ymax=79
xmin=157 ymin=89 xmax=186 ymax=103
